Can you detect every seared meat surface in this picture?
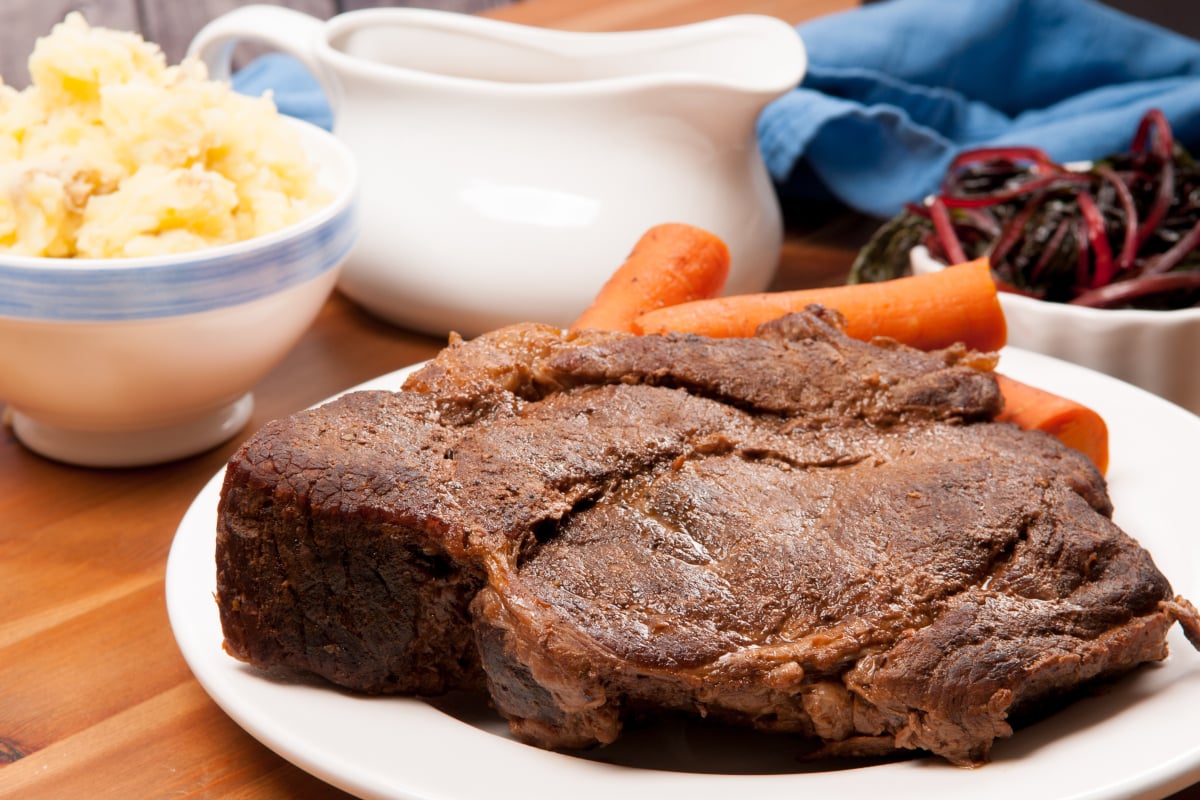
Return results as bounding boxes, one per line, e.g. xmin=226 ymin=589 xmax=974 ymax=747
xmin=216 ymin=307 xmax=1199 ymax=766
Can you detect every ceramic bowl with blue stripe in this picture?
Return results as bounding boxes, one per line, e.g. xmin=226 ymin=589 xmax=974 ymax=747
xmin=0 ymin=118 xmax=358 ymax=467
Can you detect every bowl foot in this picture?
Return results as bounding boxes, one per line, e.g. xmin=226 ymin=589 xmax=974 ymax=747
xmin=10 ymin=392 xmax=254 ymax=468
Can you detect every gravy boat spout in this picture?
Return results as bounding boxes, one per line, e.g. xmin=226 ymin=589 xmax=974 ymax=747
xmin=191 ymin=7 xmax=807 ymax=337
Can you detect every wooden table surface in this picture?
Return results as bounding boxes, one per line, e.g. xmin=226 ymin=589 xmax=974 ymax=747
xmin=3 ymin=1 xmax=1198 ymax=799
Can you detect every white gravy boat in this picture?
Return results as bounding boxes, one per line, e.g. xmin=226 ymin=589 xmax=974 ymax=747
xmin=190 ymin=6 xmax=806 ymax=337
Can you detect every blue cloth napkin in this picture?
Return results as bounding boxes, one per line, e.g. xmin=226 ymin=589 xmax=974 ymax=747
xmin=231 ymin=0 xmax=1200 ymax=219
xmin=758 ymin=0 xmax=1200 ymax=217
xmin=232 ymin=52 xmax=334 ymax=132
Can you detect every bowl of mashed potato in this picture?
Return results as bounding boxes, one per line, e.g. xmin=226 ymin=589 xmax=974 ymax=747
xmin=0 ymin=14 xmax=358 ymax=467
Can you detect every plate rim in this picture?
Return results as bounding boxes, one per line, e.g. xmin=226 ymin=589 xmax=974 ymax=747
xmin=165 ymin=347 xmax=1200 ymax=800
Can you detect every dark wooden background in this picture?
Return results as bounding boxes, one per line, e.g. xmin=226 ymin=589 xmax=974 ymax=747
xmin=0 ymin=0 xmax=513 ymax=88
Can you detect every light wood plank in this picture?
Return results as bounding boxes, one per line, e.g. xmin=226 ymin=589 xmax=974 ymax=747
xmin=0 ymin=572 xmax=160 ymax=650
xmin=341 ymin=0 xmax=511 ymax=11
xmin=2 ymin=682 xmax=356 ymax=800
xmin=0 ymin=582 xmax=192 ymax=757
xmin=484 ymin=0 xmax=854 ymax=28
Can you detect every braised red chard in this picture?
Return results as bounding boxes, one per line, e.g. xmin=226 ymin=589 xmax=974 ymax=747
xmin=851 ymin=110 xmax=1200 ymax=310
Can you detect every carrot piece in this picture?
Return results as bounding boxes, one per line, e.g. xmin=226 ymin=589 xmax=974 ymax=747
xmin=570 ymin=222 xmax=731 ymax=333
xmin=632 ymin=258 xmax=1007 ymax=353
xmin=995 ymin=373 xmax=1109 ymax=474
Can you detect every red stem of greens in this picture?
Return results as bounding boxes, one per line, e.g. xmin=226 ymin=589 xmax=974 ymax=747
xmin=1132 ymin=108 xmax=1173 ymax=156
xmin=1075 ymin=218 xmax=1092 ymax=289
xmin=1070 ymin=271 xmax=1200 ymax=308
xmin=989 ymin=191 xmax=1045 ymax=267
xmin=1029 ymin=217 xmax=1072 ymax=289
xmin=941 ymin=172 xmax=1091 ymax=209
xmin=1144 ymin=219 xmax=1200 ymax=276
xmin=957 ymin=207 xmax=1003 ymax=239
xmin=929 ymin=196 xmax=968 ymax=264
xmin=948 ymin=146 xmax=1058 ymax=174
xmin=1075 ymin=191 xmax=1115 ymax=288
xmin=1094 ymin=164 xmax=1139 ymax=273
xmin=915 ymin=110 xmax=1198 ymax=309
xmin=1132 ymin=109 xmax=1176 ymax=250
xmin=1137 ymin=156 xmax=1176 ymax=251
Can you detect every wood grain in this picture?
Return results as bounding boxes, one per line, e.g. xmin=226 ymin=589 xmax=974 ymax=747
xmin=483 ymin=0 xmax=855 ymax=30
xmin=0 ymin=295 xmax=431 ymax=800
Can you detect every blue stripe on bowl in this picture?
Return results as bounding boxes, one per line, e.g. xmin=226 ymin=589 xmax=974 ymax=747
xmin=0 ymin=203 xmax=357 ymax=321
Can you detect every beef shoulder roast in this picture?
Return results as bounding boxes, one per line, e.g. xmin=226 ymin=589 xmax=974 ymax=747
xmin=215 ymin=306 xmax=1200 ymax=766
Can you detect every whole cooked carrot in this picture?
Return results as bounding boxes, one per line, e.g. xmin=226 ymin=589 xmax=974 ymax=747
xmin=632 ymin=258 xmax=1007 ymax=353
xmin=995 ymin=373 xmax=1109 ymax=474
xmin=570 ymin=222 xmax=730 ymax=333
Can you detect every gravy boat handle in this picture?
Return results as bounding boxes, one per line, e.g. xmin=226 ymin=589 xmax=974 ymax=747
xmin=187 ymin=5 xmax=330 ymax=104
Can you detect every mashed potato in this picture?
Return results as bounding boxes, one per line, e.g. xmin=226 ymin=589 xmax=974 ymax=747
xmin=0 ymin=13 xmax=329 ymax=258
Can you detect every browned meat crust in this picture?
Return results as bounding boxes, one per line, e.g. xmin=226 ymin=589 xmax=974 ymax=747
xmin=215 ymin=307 xmax=1195 ymax=766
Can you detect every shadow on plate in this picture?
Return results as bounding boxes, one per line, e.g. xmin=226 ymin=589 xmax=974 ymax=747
xmin=232 ymin=654 xmax=1188 ymax=776
xmin=425 ymin=689 xmax=910 ymax=775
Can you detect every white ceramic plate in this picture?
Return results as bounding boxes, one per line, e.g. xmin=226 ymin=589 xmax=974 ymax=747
xmin=166 ymin=349 xmax=1200 ymax=800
